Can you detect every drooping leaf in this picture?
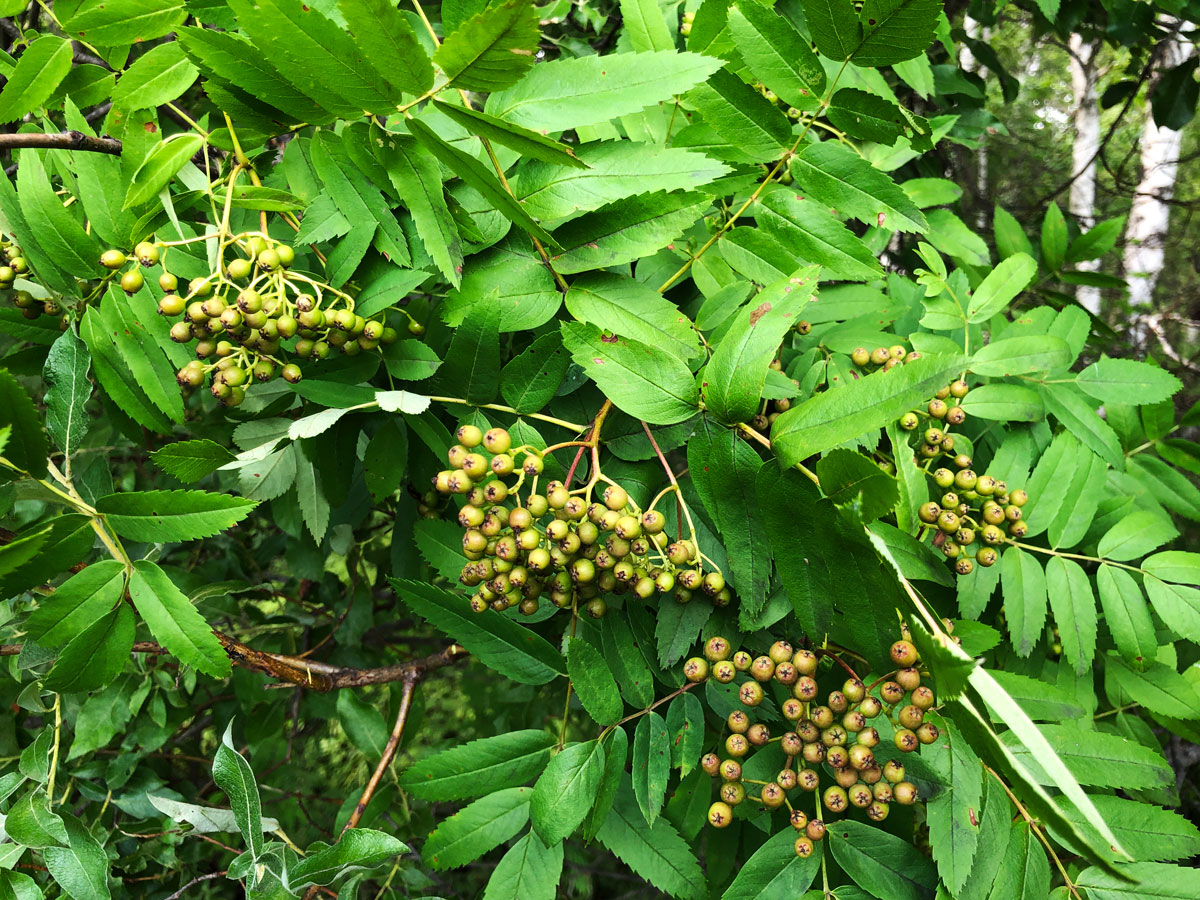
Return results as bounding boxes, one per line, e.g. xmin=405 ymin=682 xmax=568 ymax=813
xmin=290 ymin=828 xmax=409 ymax=887
xmin=128 ymin=560 xmax=231 ymax=678
xmin=424 ymin=787 xmax=531 ymax=871
xmin=96 ymin=490 xmax=257 ymax=542
xmin=42 ymin=329 xmax=92 ymax=459
xmin=530 ymin=740 xmax=605 ymax=843
xmin=789 ymin=141 xmax=928 ymax=233
xmin=212 ymin=721 xmax=263 ymax=860
xmin=566 ymin=638 xmax=623 ymax=726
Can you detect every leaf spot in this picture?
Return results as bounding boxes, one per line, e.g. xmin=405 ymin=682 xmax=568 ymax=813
xmin=748 ymin=303 xmax=771 ymax=325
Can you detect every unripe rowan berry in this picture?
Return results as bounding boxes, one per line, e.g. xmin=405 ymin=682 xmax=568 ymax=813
xmin=719 ymin=759 xmax=742 ymax=781
xmin=708 ymin=802 xmax=733 ymax=828
xmin=823 ymin=786 xmax=848 ymax=813
xmin=769 ymin=640 xmax=794 ymax=664
xmin=851 ymin=347 xmax=870 ymax=366
xmin=120 ymin=269 xmax=144 ymax=293
xmin=747 ymin=724 xmax=770 ymax=746
xmin=893 ymin=782 xmax=918 ymax=804
xmin=726 ymin=734 xmax=749 ymax=757
xmin=738 ymin=681 xmax=764 ymax=707
xmin=705 ymin=636 xmax=732 ymax=662
xmin=100 ymin=249 xmax=126 ymax=269
xmin=713 ymin=660 xmax=736 ymax=683
xmin=720 ymin=781 xmax=746 ymax=805
xmin=732 ymin=650 xmax=753 ymax=671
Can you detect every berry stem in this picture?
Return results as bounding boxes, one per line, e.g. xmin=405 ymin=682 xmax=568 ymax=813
xmin=604 ymin=680 xmax=701 ymax=734
xmin=736 ymin=422 xmax=820 ymax=486
xmin=1003 ymin=539 xmax=1145 ymax=575
xmin=425 ymin=397 xmax=589 ymax=433
xmin=641 ymin=421 xmax=702 ymax=564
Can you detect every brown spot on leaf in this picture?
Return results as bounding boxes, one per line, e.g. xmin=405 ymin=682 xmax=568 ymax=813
xmin=748 ymin=302 xmax=771 ymax=325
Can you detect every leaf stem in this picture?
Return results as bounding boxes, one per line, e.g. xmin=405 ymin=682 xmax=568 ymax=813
xmin=425 ymin=396 xmax=589 ymax=433
xmin=47 ymin=694 xmax=62 ymax=805
xmin=1003 ymin=539 xmax=1144 ymax=574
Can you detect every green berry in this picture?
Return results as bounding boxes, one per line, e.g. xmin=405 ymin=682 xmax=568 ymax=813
xmin=120 ymin=270 xmax=144 ymax=293
xmin=708 ymin=802 xmax=733 ymax=828
xmin=281 ymin=363 xmax=302 ymax=384
xmin=100 ymin=249 xmax=126 ymax=269
xmin=226 ymin=258 xmax=252 ymax=280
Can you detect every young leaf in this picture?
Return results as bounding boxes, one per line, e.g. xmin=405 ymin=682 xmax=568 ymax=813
xmin=212 ymin=721 xmax=263 ymax=860
xmin=399 ymin=730 xmax=555 ymax=801
xmin=43 ymin=605 xmax=134 ymax=694
xmin=771 ymin=354 xmax=967 ymax=466
xmin=967 ymin=253 xmax=1037 ymax=322
xmin=424 ymin=787 xmax=531 ymax=871
xmin=530 ymin=740 xmax=605 ymax=844
xmin=567 ymin=638 xmax=623 ymax=726
xmin=702 ymin=267 xmax=818 ymax=424
xmin=1041 ymin=201 xmax=1068 ymax=271
xmin=96 ymin=490 xmax=257 ymax=542
xmin=481 ymin=831 xmax=563 ymax=900
xmin=42 ymin=329 xmax=92 ymax=459
xmin=560 ymin=321 xmax=699 ymax=425
xmin=789 ymin=141 xmax=928 ymax=232
xmin=435 ymin=0 xmax=539 ymax=92
xmin=631 ymin=712 xmax=669 ymax=826
xmin=595 ymin=775 xmax=705 ymax=900
xmin=128 ymin=560 xmax=231 ymax=678
xmin=485 ymin=51 xmax=724 ymax=132
xmin=390 ymin=578 xmax=565 ymax=684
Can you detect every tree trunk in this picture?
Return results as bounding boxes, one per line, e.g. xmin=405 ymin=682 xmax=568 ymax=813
xmin=1069 ymin=34 xmax=1102 ymax=314
xmin=1123 ymin=32 xmax=1192 ymax=310
xmin=961 ymin=16 xmax=989 ymax=231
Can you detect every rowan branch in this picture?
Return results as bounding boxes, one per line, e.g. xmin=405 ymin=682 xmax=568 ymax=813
xmin=0 ymin=130 xmax=122 ymax=155
xmin=0 ymin=634 xmax=468 ymax=692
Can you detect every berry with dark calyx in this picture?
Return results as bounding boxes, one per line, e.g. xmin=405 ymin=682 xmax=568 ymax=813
xmin=859 ymin=696 xmax=882 ymax=718
xmin=702 ymin=571 xmax=725 ymax=595
xmin=900 ymin=411 xmax=920 ymax=430
xmin=1009 ymin=520 xmax=1028 ymax=538
xmin=482 ymin=428 xmax=511 ymax=454
xmin=883 ymin=760 xmax=905 ymax=783
xmin=790 ymin=809 xmax=808 ymax=831
xmin=712 ymin=660 xmax=736 ymax=683
xmin=768 ymin=640 xmax=794 ymax=664
xmin=893 ymin=782 xmax=918 ymax=805
xmin=954 ymin=453 xmax=972 ymax=469
xmin=856 ymin=727 xmax=880 ymax=748
xmin=802 ymin=742 xmax=826 ymax=765
xmin=158 ymin=294 xmax=185 ymax=316
xmin=843 ymin=678 xmax=865 ymax=703
xmin=946 ymin=406 xmax=967 ymax=426
xmin=727 ymin=710 xmax=750 ymax=733
xmin=918 ymin=502 xmax=941 ymax=524
xmin=100 ymin=249 xmax=126 ymax=269
xmin=911 ymin=686 xmax=935 ymax=709
xmin=725 ymin=734 xmax=750 ymax=757
xmin=750 ymin=655 xmax=775 ymax=682
xmin=976 ymin=547 xmax=998 ymax=566
xmin=823 ymin=786 xmax=848 ymax=813
xmin=747 ymin=723 xmax=770 ymax=746
xmin=898 ymin=705 xmax=924 ymax=729
xmin=890 ymin=640 xmax=919 ymax=667
xmin=134 ymin=241 xmax=159 ymax=266
xmin=708 ymin=802 xmax=734 ymax=828
xmin=226 ymin=258 xmax=252 ymax=280
xmin=955 ymin=558 xmax=974 ymax=575
xmin=704 ymin=636 xmax=732 ymax=662
xmin=1010 ymin=488 xmax=1029 ymax=506
xmin=806 ymin=818 xmax=826 ymax=841
xmin=896 ymin=667 xmax=921 ymax=692
xmin=720 ymin=781 xmax=746 ymax=805
xmin=281 ymin=364 xmax=303 ymax=384
xmin=827 ymin=746 xmax=849 ymax=770
xmin=120 ymin=269 xmax=144 ymax=293
xmin=719 ymin=760 xmax=743 ymax=784
xmin=732 ymin=650 xmax=753 ymax=671
xmin=894 ymin=729 xmax=919 ymax=752
xmin=738 ymin=681 xmax=764 ymax=707
xmin=867 ymin=801 xmax=890 ymax=821
xmin=917 ymin=722 xmax=940 ymax=744
xmin=585 ymin=597 xmax=607 ymax=618
xmin=781 ymin=732 xmax=803 ymax=755
xmin=828 ymin=691 xmax=847 ymax=714
xmin=928 ymin=398 xmax=948 ymax=418
xmin=793 ymin=649 xmax=818 ymax=674
xmin=641 ymin=509 xmax=666 ymax=534
xmin=760 ymin=782 xmax=785 ymax=808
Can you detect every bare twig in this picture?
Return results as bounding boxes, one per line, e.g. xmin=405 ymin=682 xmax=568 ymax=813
xmin=163 ymin=871 xmax=228 ymax=900
xmin=0 ymin=131 xmax=121 ymax=155
xmin=342 ymin=678 xmax=417 ymax=836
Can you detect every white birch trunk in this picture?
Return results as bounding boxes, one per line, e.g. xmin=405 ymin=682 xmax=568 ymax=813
xmin=1123 ymin=33 xmax=1192 ymax=310
xmin=1069 ymin=34 xmax=1102 ymax=314
xmin=961 ymin=16 xmax=989 ymax=230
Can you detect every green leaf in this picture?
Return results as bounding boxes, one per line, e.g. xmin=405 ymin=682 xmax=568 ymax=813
xmin=91 ymin=288 xmax=183 ymax=424
xmin=756 ymin=190 xmax=883 ymax=281
xmin=110 ymin=42 xmax=197 ymax=110
xmin=41 ymin=813 xmax=111 ymax=900
xmin=96 ymin=489 xmax=257 ymax=542
xmin=550 ymin=191 xmax=709 ymax=274
xmin=581 ymin=727 xmax=629 ymax=839
xmin=128 ymin=560 xmax=232 ymax=679
xmin=432 ymin=100 xmax=585 ymax=169
xmin=64 ymin=0 xmax=185 ymax=45
xmin=1105 ymin=652 xmax=1200 ymax=720
xmin=0 ymin=367 xmax=48 ymax=477
xmin=828 ymin=819 xmax=937 ymax=900
xmin=687 ymin=419 xmax=771 ymax=611
xmin=727 ymin=2 xmax=825 ymax=109
xmin=291 ymin=828 xmax=408 ymax=887
xmin=771 ymin=353 xmax=967 ymax=467
xmin=481 ymin=831 xmax=563 ymax=900
xmin=1076 ymin=862 xmax=1200 ymax=898
xmin=560 ymin=321 xmax=699 ymax=425
xmin=44 ymin=605 xmax=134 ymax=694
xmin=406 ymin=116 xmax=558 ymax=249
xmin=436 ymin=298 xmax=500 ymax=404
xmin=1098 ymin=509 xmax=1177 ymax=561
xmin=869 ymin=522 xmax=953 ymax=586
xmin=853 ymin=0 xmax=942 ymax=67
xmin=336 ymin=690 xmax=389 ymax=761
xmin=998 ymin=722 xmax=1173 ymax=790
xmin=500 ymin=332 xmax=570 ymax=414
xmin=390 ymin=578 xmax=565 ymax=684
xmin=925 ymin=717 xmax=983 ymax=894
xmin=827 ymin=88 xmax=906 ymax=144
xmin=486 ymin=51 xmax=724 ymax=132
xmin=986 ymin=821 xmax=1050 ymax=900
xmin=424 ymin=787 xmax=531 ymax=871
xmin=595 ymin=775 xmax=705 ymax=900
xmin=1144 ymin=576 xmax=1200 ymax=643
xmin=42 ymin=329 xmax=92 ymax=459
xmin=817 ymin=448 xmax=899 ymax=522
xmin=720 ymin=826 xmax=819 ymax=898
xmin=967 ymin=253 xmax=1037 ymax=322
xmin=0 ymin=515 xmax=95 ymax=597
xmin=665 ymin=691 xmax=704 ymax=775
xmin=620 ymin=0 xmax=674 ymax=52
xmin=602 ymin=615 xmax=655 ymax=708
xmin=511 ymin=141 xmax=729 ymax=222
xmin=959 ymin=383 xmax=1043 ymax=422
xmin=806 ymin=0 xmax=861 ymax=63
xmin=994 ymin=204 xmax=1034 ymax=259
xmin=1044 ymin=558 xmax=1097 ymax=675
xmin=632 ymin=712 xmax=670 ymax=826
xmin=213 ymin=722 xmax=263 ymax=860
xmin=1097 ymin=564 xmax=1157 ymax=665
xmin=1066 ymin=216 xmax=1126 ymax=264
xmin=25 ymin=560 xmax=126 ymax=648
xmin=150 ymin=440 xmax=236 ymax=483
xmin=5 ymin=791 xmax=68 ymax=848
xmin=1040 ymin=383 xmax=1125 ymax=469
xmin=971 ymin=335 xmax=1072 ymax=376
xmin=1142 ymin=550 xmax=1200 ymax=584
xmin=1041 ymin=202 xmax=1068 ymax=271
xmin=1052 ymin=796 xmax=1200 ymax=864
xmin=1001 ymin=546 xmax=1047 ymax=657
xmin=688 ymin=69 xmax=793 ymax=162
xmin=399 ymin=730 xmax=556 ymax=801
xmin=339 ymin=0 xmax=433 ymax=95
xmin=567 ymin=638 xmax=623 ymax=726
xmin=565 ymin=273 xmax=700 ymax=362
xmin=0 ymin=35 xmax=73 ymax=123
xmin=381 ymin=340 xmax=442 ymax=383
xmin=789 ymin=141 xmax=927 ymax=233
xmin=435 ymin=0 xmax=538 ymax=91
xmin=703 ymin=267 xmax=818 ymax=423
xmin=363 ymin=419 xmax=408 ymax=502
xmin=957 ymin=774 xmax=1012 ymax=900
xmin=15 ymin=148 xmax=103 ymax=280
xmin=1077 ymin=358 xmax=1182 ymax=406
xmin=123 ymin=134 xmax=205 ymax=209
xmin=530 ymin=740 xmax=605 ymax=843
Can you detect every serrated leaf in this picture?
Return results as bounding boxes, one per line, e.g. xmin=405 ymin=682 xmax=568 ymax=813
xmin=1052 ymin=796 xmax=1200 ymax=864
xmin=0 ymin=368 xmax=49 ymax=477
xmin=432 ymin=100 xmax=585 ymax=168
xmin=486 ymin=51 xmax=723 ymax=132
xmin=631 ymin=712 xmax=669 ymax=826
xmin=339 ymin=0 xmax=433 ymax=95
xmin=150 ymin=440 xmax=237 ymax=483
xmin=1041 ymin=383 xmax=1125 ymax=469
xmin=390 ymin=578 xmax=564 ymax=684
xmin=1044 ymin=557 xmax=1097 ymax=675
xmin=1076 ymin=862 xmax=1199 ymax=898
xmin=0 ymin=35 xmax=73 ymax=123
xmin=972 ymin=335 xmax=1072 ymax=376
xmin=123 ymin=135 xmax=205 ymax=209
xmin=1077 ymin=358 xmax=1182 ymax=406
xmin=1098 ymin=509 xmax=1177 ymax=561
xmin=1097 ymin=564 xmax=1157 ymax=665
xmin=567 ymin=638 xmax=622 ymax=726
xmin=435 ymin=0 xmax=538 ymax=92
xmin=771 ymin=353 xmax=967 ymax=466
xmin=688 ymin=69 xmax=793 ymax=162
xmin=727 ymin=2 xmax=825 ymax=109
xmin=664 ymin=690 xmax=704 ymax=776
xmin=96 ymin=490 xmax=257 ymax=542
xmin=702 ymin=267 xmax=818 ymax=423
xmin=828 ymin=88 xmax=907 ymax=144
xmin=560 ymin=321 xmax=699 ymax=425
xmin=720 ymin=826 xmax=820 ymax=899
xmin=128 ymin=560 xmax=231 ymax=678
xmin=530 ymin=740 xmax=605 ymax=843
xmin=398 ymin=730 xmax=556 ymax=801
xmin=1001 ymin=546 xmax=1047 ymax=657
xmin=565 ymin=273 xmax=700 ymax=362
xmin=790 ymin=141 xmax=927 ymax=232
xmin=500 ymin=332 xmax=570 ymax=413
xmin=550 ymin=191 xmax=709 ymax=274
xmin=985 ymin=820 xmax=1050 ymax=900
xmin=481 ymin=831 xmax=562 ymax=900
xmin=1041 ymin=201 xmax=1068 ymax=271
xmin=925 ymin=716 xmax=983 ymax=893
xmin=817 ymin=448 xmax=899 ymax=522
xmin=998 ymin=722 xmax=1173 ymax=790
xmin=42 ymin=328 xmax=91 ymax=459
xmin=44 ymin=605 xmax=134 ymax=693
xmin=425 ymin=787 xmax=531 ymax=871
xmin=968 ymin=253 xmax=1037 ymax=322
xmin=959 ymin=383 xmax=1043 ymax=421
xmin=853 ymin=0 xmax=941 ymax=67
xmin=25 ymin=560 xmax=126 ymax=648
xmin=110 ymin=41 xmax=197 ymax=111
xmin=756 ymin=190 xmax=883 ymax=281
xmin=602 ymin=615 xmax=655 ymax=709
xmin=828 ymin=819 xmax=937 ymax=900
xmin=1105 ymin=653 xmax=1200 ymax=720
xmin=291 ymin=828 xmax=408 ymax=887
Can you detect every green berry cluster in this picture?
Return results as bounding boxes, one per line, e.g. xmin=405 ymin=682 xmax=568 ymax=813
xmin=0 ymin=239 xmax=65 ymax=328
xmin=896 ymin=380 xmax=1032 ymax=575
xmin=685 ymin=636 xmax=933 ymax=858
xmin=101 ymin=234 xmax=412 ymax=407
xmin=851 ymin=344 xmax=922 ymax=372
xmin=438 ymin=426 xmax=732 ymax=618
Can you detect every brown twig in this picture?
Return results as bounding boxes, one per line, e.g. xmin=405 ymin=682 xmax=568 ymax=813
xmin=162 ymin=871 xmax=228 ymax=900
xmin=0 ymin=131 xmax=121 ymax=155
xmin=342 ymin=678 xmax=417 ymax=836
